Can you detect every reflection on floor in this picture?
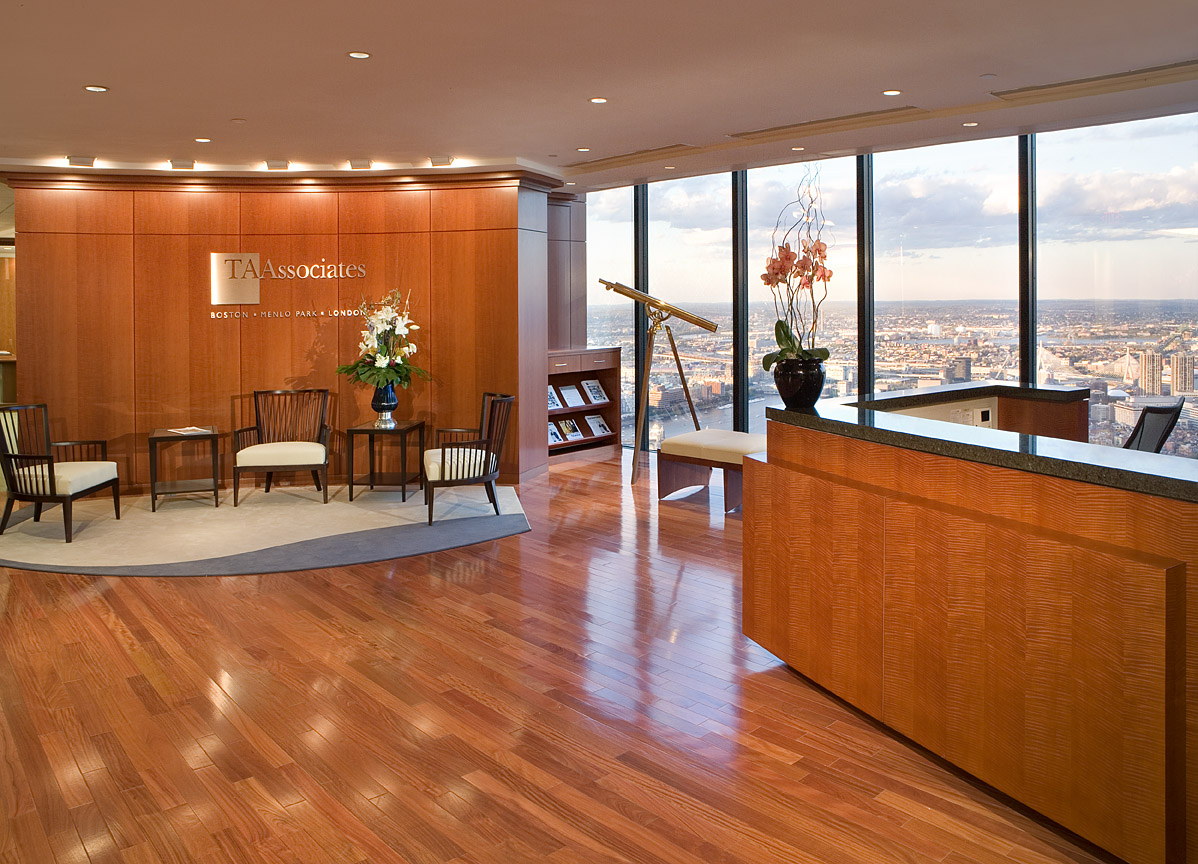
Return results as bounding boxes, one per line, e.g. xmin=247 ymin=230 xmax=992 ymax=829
xmin=0 ymin=449 xmax=1107 ymax=864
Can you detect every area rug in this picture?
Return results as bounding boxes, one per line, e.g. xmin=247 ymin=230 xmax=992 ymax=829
xmin=0 ymin=485 xmax=529 ymax=576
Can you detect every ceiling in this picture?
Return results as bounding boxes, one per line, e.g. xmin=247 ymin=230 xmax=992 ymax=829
xmin=0 ymin=0 xmax=1196 ymax=211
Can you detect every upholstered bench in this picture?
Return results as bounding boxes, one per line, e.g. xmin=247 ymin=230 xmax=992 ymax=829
xmin=657 ymin=429 xmax=766 ymax=512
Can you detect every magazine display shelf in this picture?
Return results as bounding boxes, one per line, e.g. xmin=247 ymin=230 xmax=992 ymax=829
xmin=547 ymin=347 xmax=621 ymax=454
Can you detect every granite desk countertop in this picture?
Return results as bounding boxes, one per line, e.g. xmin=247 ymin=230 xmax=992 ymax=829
xmin=767 ymin=381 xmax=1198 ymax=505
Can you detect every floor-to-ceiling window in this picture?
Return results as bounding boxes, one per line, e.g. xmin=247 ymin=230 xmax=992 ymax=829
xmin=1037 ymin=114 xmax=1198 ymax=456
xmin=874 ymin=138 xmax=1020 ymax=391
xmin=644 ymin=174 xmax=734 ymax=448
xmin=746 ymin=158 xmax=859 ymax=432
xmin=585 ymin=187 xmax=637 ymax=443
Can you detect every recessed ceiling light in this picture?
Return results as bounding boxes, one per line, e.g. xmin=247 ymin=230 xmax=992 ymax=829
xmin=664 ymin=166 xmax=676 ymax=170
xmin=67 ymin=155 xmax=95 ymax=167
xmin=428 ymin=156 xmax=454 ymax=167
xmin=83 ymin=85 xmax=109 ymax=93
xmin=194 ymin=138 xmax=211 ymax=143
xmin=577 ymin=148 xmax=590 ymax=152
xmin=962 ymin=121 xmax=979 ymax=127
xmin=230 ymin=118 xmax=247 ymax=124
xmin=265 ymin=159 xmax=290 ymax=170
xmin=590 ymin=97 xmax=607 ymax=104
xmin=882 ymin=89 xmax=902 ymax=96
xmin=791 ymin=146 xmax=805 ymax=151
xmin=347 ymin=51 xmax=371 ymax=59
xmin=565 ymin=182 xmax=576 ymax=186
xmin=348 ymin=159 xmax=374 ymax=170
xmin=170 ymin=159 xmax=195 ymax=170
xmin=979 ymin=73 xmax=997 ymax=80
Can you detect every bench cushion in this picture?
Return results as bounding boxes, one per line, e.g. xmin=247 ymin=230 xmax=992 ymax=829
xmin=659 ymin=430 xmax=766 ymax=465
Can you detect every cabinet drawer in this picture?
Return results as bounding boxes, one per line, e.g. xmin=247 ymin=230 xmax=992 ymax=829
xmin=578 ymin=349 xmax=619 ymax=370
xmin=548 ymin=353 xmax=581 ymax=373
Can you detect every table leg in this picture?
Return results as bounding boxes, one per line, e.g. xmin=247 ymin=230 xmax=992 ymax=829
xmin=348 ymin=433 xmax=356 ymax=502
xmin=400 ymin=430 xmax=408 ymax=502
xmin=211 ymin=436 xmax=220 ymax=507
xmin=149 ymin=439 xmax=158 ymax=512
xmin=368 ymin=433 xmax=376 ymax=490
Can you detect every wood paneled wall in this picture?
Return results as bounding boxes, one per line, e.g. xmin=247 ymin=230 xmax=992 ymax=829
xmin=745 ymin=420 xmax=1195 ymax=864
xmin=0 ymin=256 xmax=15 ymax=354
xmin=547 ymin=194 xmax=587 ymax=351
xmin=9 ymin=173 xmax=553 ymax=489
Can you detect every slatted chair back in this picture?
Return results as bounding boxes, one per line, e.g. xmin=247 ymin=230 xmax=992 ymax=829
xmin=479 ymin=393 xmax=514 ymax=476
xmin=1122 ymin=400 xmax=1184 ymax=454
xmin=0 ymin=404 xmax=57 ymax=497
xmin=254 ymin=389 xmax=329 ymax=443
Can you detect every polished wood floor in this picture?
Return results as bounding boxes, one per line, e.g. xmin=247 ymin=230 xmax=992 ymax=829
xmin=0 ymin=452 xmax=1113 ymax=864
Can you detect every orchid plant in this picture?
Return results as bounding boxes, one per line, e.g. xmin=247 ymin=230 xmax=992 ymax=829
xmin=761 ymin=168 xmax=834 ymax=371
xmin=336 ymin=289 xmax=430 ymax=389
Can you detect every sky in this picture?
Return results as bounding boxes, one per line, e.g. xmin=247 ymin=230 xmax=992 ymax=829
xmin=586 ymin=113 xmax=1198 ymax=305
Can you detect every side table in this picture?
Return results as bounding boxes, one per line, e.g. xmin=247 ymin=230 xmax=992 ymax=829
xmin=347 ymin=420 xmax=425 ymax=502
xmin=149 ymin=427 xmax=220 ymax=512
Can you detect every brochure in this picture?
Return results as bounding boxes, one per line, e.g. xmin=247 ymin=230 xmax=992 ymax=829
xmin=548 ymin=385 xmax=563 ymax=410
xmin=559 ymin=418 xmax=584 ymax=440
xmin=580 ymin=379 xmax=608 ymax=403
xmin=548 ymin=422 xmax=565 ymax=444
xmin=584 ymin=414 xmax=611 ymax=436
xmin=559 ymin=385 xmax=586 ymax=408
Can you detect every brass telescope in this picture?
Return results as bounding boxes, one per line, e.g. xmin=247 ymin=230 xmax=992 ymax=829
xmin=600 ymin=279 xmax=718 ymax=484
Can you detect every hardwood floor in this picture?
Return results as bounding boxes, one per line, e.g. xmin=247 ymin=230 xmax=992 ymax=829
xmin=0 ymin=452 xmax=1112 ymax=864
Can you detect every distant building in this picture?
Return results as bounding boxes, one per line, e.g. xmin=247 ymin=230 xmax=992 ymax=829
xmin=1113 ymin=394 xmax=1178 ymax=428
xmin=1172 ymin=353 xmax=1196 ymax=395
xmin=942 ymin=357 xmax=971 ymax=384
xmin=1139 ymin=350 xmax=1163 ymax=394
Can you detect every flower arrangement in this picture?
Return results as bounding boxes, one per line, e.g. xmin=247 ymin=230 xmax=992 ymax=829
xmin=336 ymin=289 xmax=430 ymax=389
xmin=761 ymin=168 xmax=833 ymax=371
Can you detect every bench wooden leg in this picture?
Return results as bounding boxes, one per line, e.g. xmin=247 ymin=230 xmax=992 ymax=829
xmin=658 ymin=455 xmax=712 ymax=499
xmin=723 ymin=467 xmax=744 ymax=512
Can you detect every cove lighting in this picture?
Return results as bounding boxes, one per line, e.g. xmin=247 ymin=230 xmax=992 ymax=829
xmin=265 ymin=159 xmax=290 ymax=170
xmin=83 ymin=85 xmax=108 ymax=93
xmin=348 ymin=159 xmax=374 ymax=170
xmin=428 ymin=156 xmax=454 ymax=167
xmin=67 ymin=155 xmax=95 ymax=167
xmin=170 ymin=159 xmax=195 ymax=170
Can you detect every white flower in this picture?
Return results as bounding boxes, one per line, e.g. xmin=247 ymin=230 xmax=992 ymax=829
xmin=374 ymin=355 xmax=390 ymax=368
xmin=403 ymin=343 xmax=417 ymax=356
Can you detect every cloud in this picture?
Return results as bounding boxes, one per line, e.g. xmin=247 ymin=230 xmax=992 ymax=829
xmin=1037 ymin=164 xmax=1198 ymax=243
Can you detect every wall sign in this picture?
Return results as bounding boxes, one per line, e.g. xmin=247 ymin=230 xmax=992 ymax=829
xmin=210 ymin=252 xmax=366 ymax=305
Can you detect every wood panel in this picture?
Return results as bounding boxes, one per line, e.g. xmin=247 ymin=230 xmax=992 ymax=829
xmin=133 ymin=190 xmax=239 ymax=235
xmin=240 ymin=192 xmax=337 ymax=235
xmin=429 ymin=229 xmax=522 ymax=477
xmin=998 ymin=393 xmax=1088 ymax=440
xmin=430 ymin=186 xmax=518 ymax=232
xmin=0 ymin=257 xmax=14 ymax=354
xmin=238 ymin=235 xmax=340 ymax=424
xmin=133 ymin=234 xmax=241 ymax=487
xmin=335 ymin=232 xmax=432 ymax=480
xmin=13 ymin=188 xmax=132 ymax=234
xmin=336 ymin=190 xmax=431 ymax=234
xmin=15 ymin=232 xmax=135 ymax=479
xmin=748 ymin=420 xmax=1192 ymax=864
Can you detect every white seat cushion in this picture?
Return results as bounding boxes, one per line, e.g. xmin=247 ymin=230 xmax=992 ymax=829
xmin=236 ymin=441 xmax=326 ymax=467
xmin=659 ymin=429 xmax=766 ymax=465
xmin=15 ymin=460 xmax=117 ymax=495
xmin=424 ymin=447 xmax=496 ymax=482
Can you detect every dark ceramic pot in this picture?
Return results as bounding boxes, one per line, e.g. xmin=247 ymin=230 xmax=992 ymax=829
xmin=773 ymin=358 xmax=826 ymax=412
xmin=371 ymin=383 xmax=399 ymax=429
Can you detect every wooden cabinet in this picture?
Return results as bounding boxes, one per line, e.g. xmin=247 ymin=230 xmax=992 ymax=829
xmin=547 ymin=347 xmax=621 ymax=454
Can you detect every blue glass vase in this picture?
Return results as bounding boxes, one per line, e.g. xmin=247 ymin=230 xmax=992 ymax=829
xmin=371 ymin=383 xmax=398 ymax=429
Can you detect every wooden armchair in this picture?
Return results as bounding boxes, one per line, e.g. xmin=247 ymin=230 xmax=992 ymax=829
xmin=233 ymin=389 xmax=331 ymax=505
xmin=423 ymin=393 xmax=514 ymax=525
xmin=0 ymin=404 xmax=120 ymax=542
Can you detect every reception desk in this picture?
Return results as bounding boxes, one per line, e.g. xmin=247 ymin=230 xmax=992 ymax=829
xmin=743 ymin=382 xmax=1195 ymax=864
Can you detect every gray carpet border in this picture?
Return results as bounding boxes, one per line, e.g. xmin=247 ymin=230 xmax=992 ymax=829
xmin=0 ymin=512 xmax=530 ymax=577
